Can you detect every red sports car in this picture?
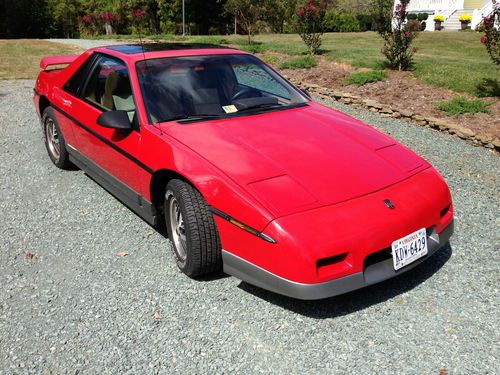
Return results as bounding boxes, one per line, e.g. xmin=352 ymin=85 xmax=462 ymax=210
xmin=33 ymin=43 xmax=454 ymax=300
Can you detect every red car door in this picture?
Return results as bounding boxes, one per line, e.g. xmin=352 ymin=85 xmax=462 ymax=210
xmin=68 ymin=54 xmax=152 ymax=208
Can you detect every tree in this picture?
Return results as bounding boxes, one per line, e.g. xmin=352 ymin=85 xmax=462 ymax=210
xmin=371 ymin=0 xmax=393 ymax=34
xmin=47 ymin=0 xmax=79 ymax=38
xmin=378 ymin=0 xmax=420 ymax=71
xmin=480 ymin=1 xmax=499 ymax=66
xmin=225 ymin=0 xmax=266 ymax=43
xmin=295 ymin=0 xmax=326 ymax=55
xmin=0 ymin=0 xmax=50 ymax=38
xmin=264 ymin=0 xmax=298 ymax=33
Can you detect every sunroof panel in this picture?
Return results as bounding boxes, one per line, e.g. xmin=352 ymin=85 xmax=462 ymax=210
xmin=107 ymin=43 xmax=230 ymax=55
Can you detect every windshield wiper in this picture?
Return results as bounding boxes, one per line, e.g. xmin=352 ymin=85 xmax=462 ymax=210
xmin=163 ymin=114 xmax=224 ymax=124
xmin=235 ymin=103 xmax=283 ymax=113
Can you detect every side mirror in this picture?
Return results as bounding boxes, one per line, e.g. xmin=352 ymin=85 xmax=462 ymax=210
xmin=97 ymin=110 xmax=132 ymax=131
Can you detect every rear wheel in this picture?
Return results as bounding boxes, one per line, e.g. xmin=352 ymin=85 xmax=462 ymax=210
xmin=42 ymin=107 xmax=72 ymax=170
xmin=165 ymin=179 xmax=222 ymax=277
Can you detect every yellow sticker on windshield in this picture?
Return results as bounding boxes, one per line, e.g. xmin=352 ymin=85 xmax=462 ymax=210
xmin=222 ymin=105 xmax=238 ymax=114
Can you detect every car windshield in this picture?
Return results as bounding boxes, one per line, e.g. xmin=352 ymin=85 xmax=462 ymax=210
xmin=136 ymin=54 xmax=308 ymax=123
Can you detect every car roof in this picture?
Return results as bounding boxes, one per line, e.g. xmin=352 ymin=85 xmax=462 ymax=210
xmin=91 ymin=43 xmax=247 ymax=62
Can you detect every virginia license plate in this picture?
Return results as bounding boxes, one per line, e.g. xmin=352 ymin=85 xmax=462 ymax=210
xmin=392 ymin=228 xmax=428 ymax=271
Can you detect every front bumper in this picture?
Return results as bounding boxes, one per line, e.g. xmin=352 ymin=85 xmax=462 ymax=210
xmin=223 ymin=220 xmax=454 ymax=300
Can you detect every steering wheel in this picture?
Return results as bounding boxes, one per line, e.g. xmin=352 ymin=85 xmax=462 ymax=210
xmin=230 ymin=87 xmax=262 ymax=102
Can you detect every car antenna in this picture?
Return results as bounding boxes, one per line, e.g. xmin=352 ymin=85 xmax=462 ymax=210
xmin=138 ymin=28 xmax=164 ymax=135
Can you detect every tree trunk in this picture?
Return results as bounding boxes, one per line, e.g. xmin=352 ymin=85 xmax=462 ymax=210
xmin=105 ymin=22 xmax=113 ymax=36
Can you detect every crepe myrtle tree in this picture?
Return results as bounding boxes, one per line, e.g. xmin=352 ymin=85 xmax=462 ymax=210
xmin=379 ymin=0 xmax=420 ymax=71
xmin=99 ymin=12 xmax=119 ymax=36
xmin=225 ymin=0 xmax=265 ymax=44
xmin=295 ymin=0 xmax=327 ymax=55
xmin=481 ymin=0 xmax=500 ymax=66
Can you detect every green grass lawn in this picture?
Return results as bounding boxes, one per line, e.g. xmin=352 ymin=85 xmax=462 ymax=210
xmin=177 ymin=32 xmax=499 ymax=96
xmin=0 ymin=40 xmax=81 ymax=80
xmin=2 ymin=32 xmax=498 ymax=97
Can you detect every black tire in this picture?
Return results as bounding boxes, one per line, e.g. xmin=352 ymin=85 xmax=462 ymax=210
xmin=42 ymin=107 xmax=73 ymax=170
xmin=164 ymin=179 xmax=222 ymax=277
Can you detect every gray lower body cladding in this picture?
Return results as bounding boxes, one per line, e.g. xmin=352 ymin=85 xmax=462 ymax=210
xmin=223 ymin=220 xmax=454 ymax=300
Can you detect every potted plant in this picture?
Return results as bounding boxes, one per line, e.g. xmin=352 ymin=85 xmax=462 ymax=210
xmin=434 ymin=15 xmax=444 ymax=31
xmin=418 ymin=12 xmax=429 ymax=31
xmin=459 ymin=14 xmax=472 ymax=30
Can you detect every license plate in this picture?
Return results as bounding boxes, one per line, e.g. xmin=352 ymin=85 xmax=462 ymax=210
xmin=392 ymin=228 xmax=428 ymax=271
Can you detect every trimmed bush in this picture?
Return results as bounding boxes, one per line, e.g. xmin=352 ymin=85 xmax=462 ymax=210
xmin=407 ymin=13 xmax=418 ymax=21
xmin=343 ymin=70 xmax=387 ymax=86
xmin=436 ymin=97 xmax=494 ymax=115
xmin=279 ymin=55 xmax=317 ymax=69
xmin=418 ymin=13 xmax=429 ymax=21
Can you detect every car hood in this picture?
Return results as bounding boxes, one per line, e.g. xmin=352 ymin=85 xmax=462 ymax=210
xmin=163 ymin=102 xmax=429 ymax=217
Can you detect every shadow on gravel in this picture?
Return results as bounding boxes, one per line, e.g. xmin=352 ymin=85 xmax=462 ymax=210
xmin=238 ymin=243 xmax=453 ymax=318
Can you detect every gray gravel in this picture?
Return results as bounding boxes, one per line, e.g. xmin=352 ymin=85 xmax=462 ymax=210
xmin=0 ymin=80 xmax=499 ymax=375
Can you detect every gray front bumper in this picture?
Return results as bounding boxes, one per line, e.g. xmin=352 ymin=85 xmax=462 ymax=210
xmin=223 ymin=220 xmax=454 ymax=300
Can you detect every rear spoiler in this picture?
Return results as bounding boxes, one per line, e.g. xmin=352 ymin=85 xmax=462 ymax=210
xmin=40 ymin=55 xmax=78 ymax=70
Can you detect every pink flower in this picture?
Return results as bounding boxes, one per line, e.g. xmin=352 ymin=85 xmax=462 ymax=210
xmin=480 ymin=36 xmax=487 ymax=44
xmin=491 ymin=41 xmax=497 ymax=47
xmin=131 ymin=8 xmax=145 ymax=20
xmin=99 ymin=12 xmax=116 ymax=23
xmin=296 ymin=9 xmax=305 ymax=16
xmin=412 ymin=46 xmax=418 ymax=53
xmin=307 ymin=0 xmax=314 ymax=13
xmin=82 ymin=14 xmax=93 ymax=25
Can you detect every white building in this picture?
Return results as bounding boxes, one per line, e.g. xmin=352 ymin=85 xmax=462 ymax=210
xmin=399 ymin=0 xmax=497 ymax=31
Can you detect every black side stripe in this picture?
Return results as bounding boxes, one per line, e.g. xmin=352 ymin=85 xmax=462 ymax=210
xmin=52 ymin=104 xmax=155 ymax=175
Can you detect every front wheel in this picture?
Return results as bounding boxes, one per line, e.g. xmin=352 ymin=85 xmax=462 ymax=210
xmin=165 ymin=179 xmax=222 ymax=277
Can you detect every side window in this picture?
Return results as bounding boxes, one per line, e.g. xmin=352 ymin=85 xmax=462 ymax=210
xmin=63 ymin=54 xmax=96 ymax=96
xmin=233 ymin=63 xmax=291 ymax=100
xmin=82 ymin=56 xmax=136 ymax=120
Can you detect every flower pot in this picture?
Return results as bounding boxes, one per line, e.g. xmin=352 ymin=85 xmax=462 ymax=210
xmin=434 ymin=21 xmax=442 ymax=31
xmin=461 ymin=21 xmax=469 ymax=30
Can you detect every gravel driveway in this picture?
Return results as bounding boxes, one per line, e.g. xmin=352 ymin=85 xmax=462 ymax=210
xmin=0 ymin=79 xmax=498 ymax=374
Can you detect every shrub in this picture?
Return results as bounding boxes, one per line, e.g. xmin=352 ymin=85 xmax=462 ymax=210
xmin=378 ymin=0 xmax=419 ymax=71
xmin=343 ymin=70 xmax=387 ymax=86
xmin=324 ymin=11 xmax=361 ymax=32
xmin=407 ymin=13 xmax=418 ymax=20
xmin=295 ymin=0 xmax=327 ymax=55
xmin=480 ymin=1 xmax=499 ymax=65
xmin=476 ymin=78 xmax=500 ymax=98
xmin=279 ymin=55 xmax=317 ymax=69
xmin=357 ymin=14 xmax=374 ymax=32
xmin=434 ymin=15 xmax=445 ymax=22
xmin=418 ymin=13 xmax=429 ymax=21
xmin=436 ymin=97 xmax=494 ymax=115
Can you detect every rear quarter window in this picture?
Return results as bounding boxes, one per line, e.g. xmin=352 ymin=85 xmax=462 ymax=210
xmin=63 ymin=54 xmax=96 ymax=97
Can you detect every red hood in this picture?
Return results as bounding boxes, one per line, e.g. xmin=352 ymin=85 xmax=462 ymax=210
xmin=163 ymin=102 xmax=429 ymax=217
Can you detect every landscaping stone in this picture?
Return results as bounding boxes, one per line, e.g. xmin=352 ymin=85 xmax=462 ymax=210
xmin=399 ymin=110 xmax=414 ymax=118
xmin=363 ymin=99 xmax=383 ymax=109
xmin=454 ymin=126 xmax=476 ymax=139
